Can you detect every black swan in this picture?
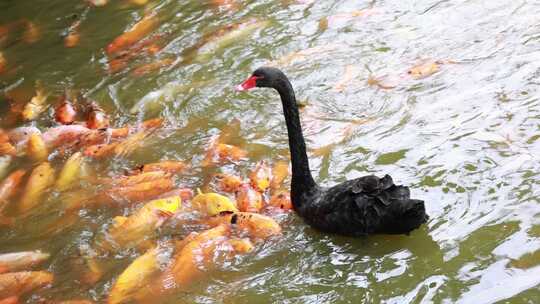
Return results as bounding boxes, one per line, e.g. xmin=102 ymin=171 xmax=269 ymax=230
xmin=236 ymin=67 xmax=428 ymax=236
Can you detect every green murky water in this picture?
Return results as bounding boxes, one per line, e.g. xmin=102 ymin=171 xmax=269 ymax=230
xmin=1 ymin=0 xmax=540 ymax=303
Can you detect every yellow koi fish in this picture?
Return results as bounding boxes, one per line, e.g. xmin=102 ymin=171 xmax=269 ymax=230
xmin=18 ymin=162 xmax=55 ymax=214
xmin=96 ymin=196 xmax=181 ymax=252
xmin=108 ymin=246 xmax=163 ymax=304
xmin=26 ymin=133 xmax=48 ymax=162
xmin=55 ymin=152 xmax=84 ymax=191
xmin=191 ymin=189 xmax=238 ymax=216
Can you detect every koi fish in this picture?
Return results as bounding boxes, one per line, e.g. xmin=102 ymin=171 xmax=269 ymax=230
xmin=84 ymin=130 xmax=150 ymax=159
xmin=0 ymin=156 xmax=11 ymax=180
xmin=194 ymin=19 xmax=269 ymax=62
xmin=0 ymin=170 xmax=26 ymax=214
xmin=191 ymin=189 xmax=238 ymax=216
xmin=105 ymin=171 xmax=171 ymax=187
xmin=22 ymin=21 xmax=40 ymax=44
xmin=202 ymin=139 xmax=248 ymax=166
xmin=42 ymin=125 xmax=91 ymax=149
xmin=235 ymin=184 xmax=264 ymax=213
xmin=87 ymin=0 xmax=108 ymax=7
xmin=130 ymin=160 xmax=188 ymax=175
xmin=268 ymin=190 xmax=292 ymax=211
xmin=407 ymin=60 xmax=440 ymax=79
xmin=7 ymin=127 xmax=41 ymax=152
xmin=0 ymin=131 xmax=15 ymax=156
xmin=156 ymin=188 xmax=193 ymax=202
xmin=0 ymin=52 xmax=6 ymax=74
xmin=226 ymin=238 xmax=254 ymax=254
xmin=131 ymin=58 xmax=175 ymax=77
xmin=107 ymin=246 xmax=163 ymax=304
xmin=55 ymin=100 xmax=77 ymax=125
xmin=26 ymin=133 xmax=48 ymax=162
xmin=249 ymin=161 xmax=271 ymax=192
xmin=213 ymin=173 xmax=243 ymax=193
xmin=95 ymin=196 xmax=180 ymax=252
xmin=95 ymin=178 xmax=175 ymax=208
xmin=0 ymin=251 xmax=49 ymax=274
xmin=18 ymin=162 xmax=55 ymax=215
xmin=106 ymin=13 xmax=159 ymax=55
xmin=55 ymin=300 xmax=95 ymax=304
xmin=129 ymin=80 xmax=210 ymax=115
xmin=0 ymin=271 xmax=53 ymax=298
xmin=86 ymin=101 xmax=109 ymax=129
xmin=206 ymin=212 xmax=281 ymax=239
xmin=165 ymin=224 xmax=230 ymax=288
xmin=0 ymin=296 xmax=17 ymax=304
xmin=64 ymin=20 xmax=81 ymax=48
xmin=270 ymin=160 xmax=289 ymax=190
xmin=55 ymin=152 xmax=84 ymax=191
xmin=22 ymin=82 xmax=49 ymax=121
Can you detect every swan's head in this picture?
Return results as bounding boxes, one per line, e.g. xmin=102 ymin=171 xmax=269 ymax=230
xmin=236 ymin=67 xmax=286 ymax=91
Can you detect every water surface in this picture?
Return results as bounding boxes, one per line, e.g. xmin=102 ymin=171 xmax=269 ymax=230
xmin=1 ymin=0 xmax=539 ymax=303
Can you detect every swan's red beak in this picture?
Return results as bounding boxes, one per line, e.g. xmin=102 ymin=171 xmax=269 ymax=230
xmin=235 ymin=75 xmax=259 ymax=91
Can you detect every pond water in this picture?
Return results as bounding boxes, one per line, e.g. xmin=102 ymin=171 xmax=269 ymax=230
xmin=1 ymin=0 xmax=539 ymax=303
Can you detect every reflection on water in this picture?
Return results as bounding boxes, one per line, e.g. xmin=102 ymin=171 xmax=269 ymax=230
xmin=1 ymin=0 xmax=540 ymax=303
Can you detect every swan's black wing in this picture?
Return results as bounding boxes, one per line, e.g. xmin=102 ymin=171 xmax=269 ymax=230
xmin=300 ymin=175 xmax=427 ymax=236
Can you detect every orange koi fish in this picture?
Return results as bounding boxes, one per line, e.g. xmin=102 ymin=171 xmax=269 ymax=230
xmin=206 ymin=212 xmax=281 ymax=240
xmin=106 ymin=13 xmax=159 ymax=55
xmin=0 ymin=170 xmax=26 ymax=213
xmin=268 ymin=190 xmax=293 ymax=211
xmin=0 ymin=271 xmax=53 ymax=298
xmin=0 ymin=251 xmax=49 ymax=274
xmin=213 ymin=173 xmax=243 ymax=193
xmin=235 ymin=184 xmax=264 ymax=213
xmin=55 ymin=99 xmax=77 ymax=125
xmin=249 ymin=161 xmax=271 ymax=192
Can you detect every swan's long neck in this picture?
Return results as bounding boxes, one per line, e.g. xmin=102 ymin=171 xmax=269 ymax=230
xmin=274 ymin=78 xmax=317 ymax=200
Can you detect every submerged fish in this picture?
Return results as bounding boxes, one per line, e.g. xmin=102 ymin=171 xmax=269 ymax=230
xmin=193 ymin=19 xmax=269 ymax=62
xmin=0 ymin=156 xmax=11 ymax=180
xmin=0 ymin=271 xmax=53 ymax=298
xmin=7 ymin=127 xmax=41 ymax=153
xmin=18 ymin=162 xmax=55 ymax=215
xmin=130 ymin=160 xmax=188 ymax=175
xmin=249 ymin=161 xmax=271 ymax=192
xmin=0 ymin=131 xmax=15 ymax=156
xmin=64 ymin=20 xmax=81 ymax=48
xmin=129 ymin=80 xmax=210 ymax=115
xmin=160 ymin=225 xmax=230 ymax=292
xmin=268 ymin=190 xmax=292 ymax=211
xmin=26 ymin=133 xmax=48 ymax=162
xmin=235 ymin=184 xmax=264 ymax=213
xmin=270 ymin=160 xmax=289 ymax=190
xmin=206 ymin=212 xmax=282 ymax=239
xmin=106 ymin=13 xmax=159 ymax=55
xmin=0 ymin=251 xmax=50 ymax=274
xmin=22 ymin=82 xmax=49 ymax=121
xmin=213 ymin=173 xmax=243 ymax=193
xmin=108 ymin=246 xmax=163 ymax=304
xmin=0 ymin=169 xmax=26 ymax=214
xmin=55 ymin=152 xmax=84 ymax=191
